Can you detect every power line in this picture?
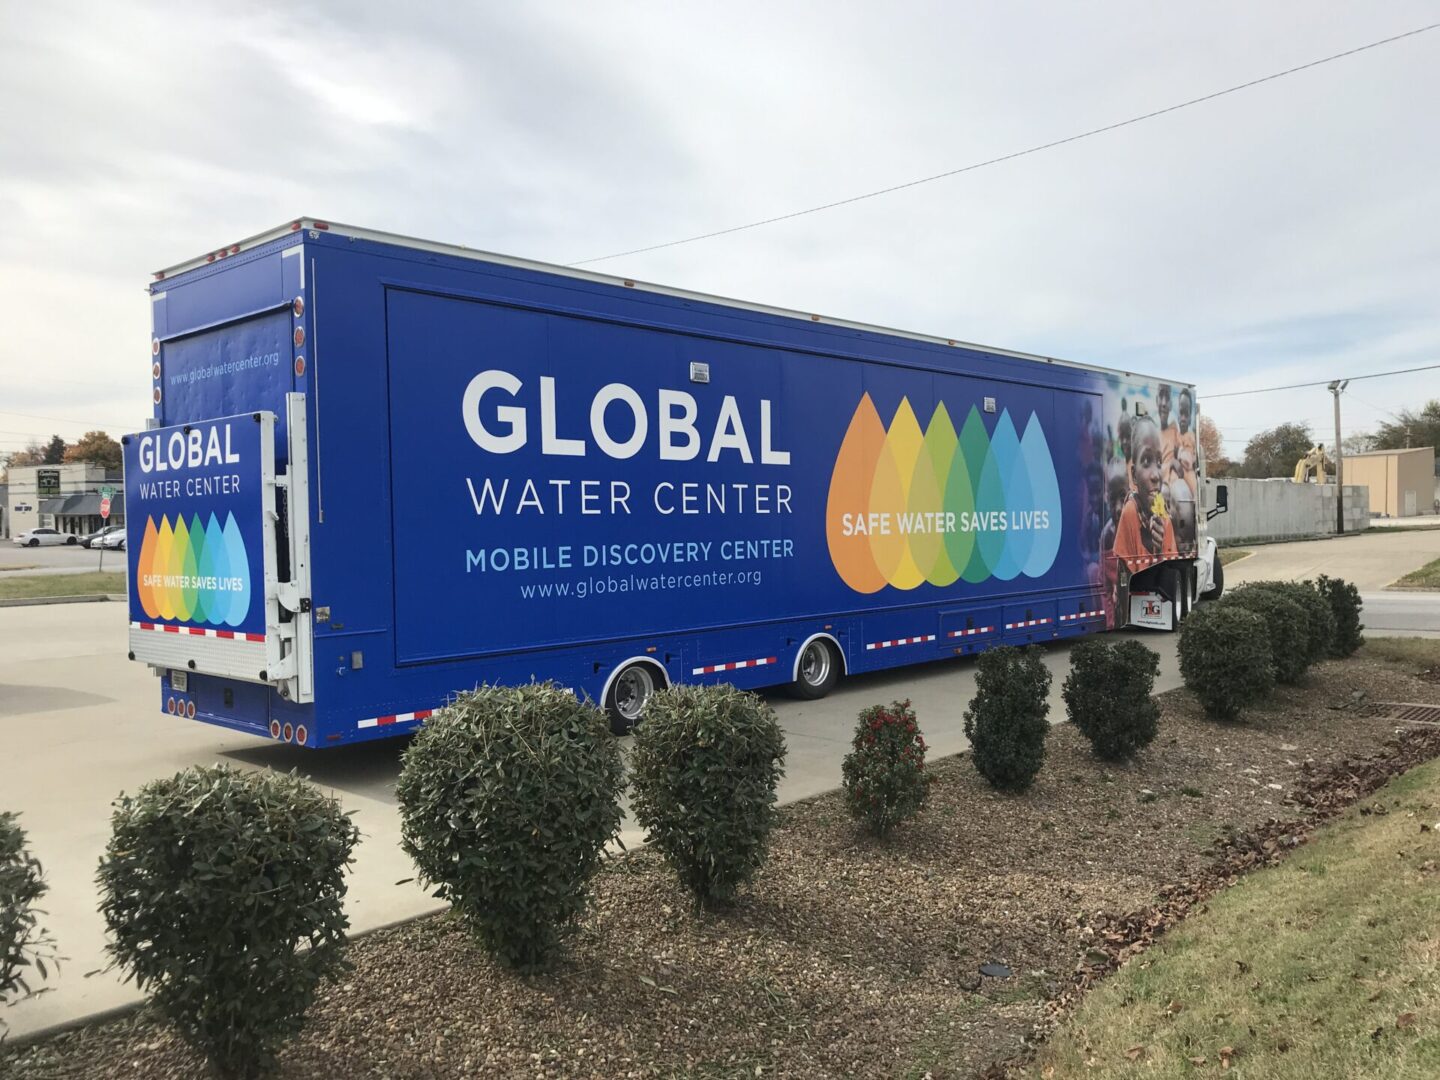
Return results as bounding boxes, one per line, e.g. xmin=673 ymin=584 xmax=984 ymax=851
xmin=0 ymin=409 xmax=135 ymax=429
xmin=1204 ymin=362 xmax=1440 ymax=399
xmin=568 ymin=22 xmax=1440 ymax=267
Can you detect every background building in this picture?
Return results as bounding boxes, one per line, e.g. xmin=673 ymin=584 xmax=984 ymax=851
xmin=3 ymin=463 xmax=123 ymax=537
xmin=1343 ymin=446 xmax=1437 ymax=518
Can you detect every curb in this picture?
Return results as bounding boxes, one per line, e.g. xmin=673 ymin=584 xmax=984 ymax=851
xmin=0 ymin=594 xmax=113 ymax=608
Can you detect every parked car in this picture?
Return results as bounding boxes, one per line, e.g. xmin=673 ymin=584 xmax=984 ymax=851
xmin=100 ymin=529 xmax=127 ymax=551
xmin=13 ymin=527 xmax=79 ymax=547
xmin=81 ymin=524 xmax=125 ymax=548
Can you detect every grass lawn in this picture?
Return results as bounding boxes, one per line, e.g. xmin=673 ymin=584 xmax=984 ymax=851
xmin=1392 ymin=556 xmax=1440 ymax=590
xmin=1361 ymin=637 xmax=1440 ymax=669
xmin=0 ymin=571 xmax=127 ymax=600
xmin=1218 ymin=548 xmax=1252 ymax=566
xmin=1031 ymin=757 xmax=1440 ymax=1079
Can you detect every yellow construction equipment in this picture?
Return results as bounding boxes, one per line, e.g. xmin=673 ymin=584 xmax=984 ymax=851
xmin=1293 ymin=444 xmax=1330 ymax=484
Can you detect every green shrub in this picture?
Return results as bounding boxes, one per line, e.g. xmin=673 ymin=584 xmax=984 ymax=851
xmin=630 ymin=684 xmax=786 ymax=909
xmin=1224 ymin=586 xmax=1311 ymax=684
xmin=397 ymin=683 xmax=623 ymax=971
xmin=963 ymin=645 xmax=1051 ymax=792
xmin=1178 ymin=602 xmax=1275 ymax=720
xmin=841 ymin=699 xmax=934 ymax=837
xmin=1 ymin=812 xmax=53 ymax=1009
xmin=1314 ymin=574 xmax=1365 ymax=656
xmin=97 ymin=766 xmax=357 ymax=1078
xmin=1242 ymin=580 xmax=1336 ymax=665
xmin=1062 ymin=638 xmax=1161 ymax=761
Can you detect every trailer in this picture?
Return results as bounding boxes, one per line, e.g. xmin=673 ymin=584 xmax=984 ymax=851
xmin=123 ymin=218 xmax=1219 ymax=746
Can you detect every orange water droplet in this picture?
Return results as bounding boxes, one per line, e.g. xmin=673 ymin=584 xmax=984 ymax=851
xmin=825 ymin=394 xmax=888 ymax=593
xmin=137 ymin=517 xmax=160 ymax=618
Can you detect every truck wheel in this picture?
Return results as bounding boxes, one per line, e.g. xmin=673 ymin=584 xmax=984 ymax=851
xmin=790 ymin=639 xmax=840 ymax=700
xmin=606 ymin=662 xmax=659 ymax=736
xmin=1203 ymin=556 xmax=1224 ymax=601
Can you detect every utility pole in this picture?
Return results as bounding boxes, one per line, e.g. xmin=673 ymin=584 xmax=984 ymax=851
xmin=1329 ymin=379 xmax=1349 ymax=534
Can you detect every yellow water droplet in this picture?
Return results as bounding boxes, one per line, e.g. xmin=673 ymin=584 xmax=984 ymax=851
xmin=154 ymin=516 xmax=175 ymax=620
xmin=870 ymin=399 xmax=925 ymax=589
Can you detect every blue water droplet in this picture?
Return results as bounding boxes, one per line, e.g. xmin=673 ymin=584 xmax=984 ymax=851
xmin=200 ymin=513 xmax=226 ymax=625
xmin=221 ymin=512 xmax=250 ymax=628
xmin=1021 ymin=413 xmax=1063 ymax=577
xmin=998 ymin=412 xmax=1034 ymax=579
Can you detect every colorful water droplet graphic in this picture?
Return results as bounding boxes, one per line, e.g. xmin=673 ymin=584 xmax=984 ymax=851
xmin=869 ymin=399 xmax=925 ymax=590
xmin=220 ymin=513 xmax=250 ymax=627
xmin=825 ymin=397 xmax=1064 ymax=591
xmin=137 ymin=517 xmax=160 ymax=618
xmin=131 ymin=511 xmax=252 ymax=627
xmin=1020 ymin=414 xmax=1063 ymax=578
xmin=825 ymin=393 xmax=888 ymax=593
xmin=915 ymin=404 xmax=958 ymax=587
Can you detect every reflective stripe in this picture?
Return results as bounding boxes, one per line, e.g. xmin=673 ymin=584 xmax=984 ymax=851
xmin=691 ymin=656 xmax=778 ymax=676
xmin=865 ymin=634 xmax=937 ymax=651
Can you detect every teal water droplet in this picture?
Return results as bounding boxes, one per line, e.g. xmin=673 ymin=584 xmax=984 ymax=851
xmin=188 ymin=514 xmax=208 ymax=623
xmin=221 ymin=512 xmax=250 ymax=627
xmin=973 ymin=411 xmax=1019 ymax=578
xmin=1020 ymin=413 xmax=1063 ymax=577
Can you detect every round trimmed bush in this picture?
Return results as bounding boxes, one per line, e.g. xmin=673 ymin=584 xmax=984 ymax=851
xmin=1224 ymin=586 xmax=1311 ymax=684
xmin=630 ymin=684 xmax=786 ymax=909
xmin=1243 ymin=580 xmax=1335 ymax=665
xmin=1 ymin=812 xmax=52 ymax=1007
xmin=397 ymin=682 xmax=623 ymax=971
xmin=97 ymin=766 xmax=358 ymax=1079
xmin=1178 ymin=602 xmax=1275 ymax=719
xmin=963 ymin=645 xmax=1051 ymax=792
xmin=1315 ymin=574 xmax=1365 ymax=656
xmin=1062 ymin=638 xmax=1161 ymax=761
xmin=841 ymin=699 xmax=934 ymax=838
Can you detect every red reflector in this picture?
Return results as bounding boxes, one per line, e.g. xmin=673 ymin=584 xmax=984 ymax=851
xmin=186 ymin=701 xmax=196 ymax=719
xmin=290 ymin=221 xmax=303 ymax=231
xmin=152 ymin=338 xmax=160 ymax=356
xmin=283 ymin=723 xmax=294 ymax=742
xmin=230 ymin=244 xmax=240 ymax=254
xmin=153 ymin=387 xmax=162 ymax=404
xmin=166 ymin=697 xmax=176 ymax=714
xmin=294 ymin=357 xmax=306 ymax=377
xmin=153 ymin=271 xmax=165 ymax=281
xmin=313 ymin=221 xmax=330 ymax=230
xmin=270 ymin=719 xmax=282 ymax=739
xmin=292 ymin=296 xmax=304 ymax=317
xmin=152 ymin=361 xmax=161 ymax=380
xmin=295 ymin=725 xmax=308 ymax=746
xmin=293 ymin=327 xmax=305 ymax=348
xmin=206 ymin=254 xmax=215 ymax=263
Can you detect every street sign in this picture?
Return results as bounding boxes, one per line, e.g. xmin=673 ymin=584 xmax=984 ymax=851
xmin=99 ymin=496 xmax=112 ymax=520
xmin=99 ymin=485 xmax=117 ymax=498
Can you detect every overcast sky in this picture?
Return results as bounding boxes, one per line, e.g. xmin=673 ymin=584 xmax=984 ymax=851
xmin=2 ymin=1 xmax=1437 ymax=461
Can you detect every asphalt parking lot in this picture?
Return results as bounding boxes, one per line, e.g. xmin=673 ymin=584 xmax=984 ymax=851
xmin=0 ymin=537 xmax=122 ymax=575
xmin=2 ymin=527 xmax=1438 ymax=1038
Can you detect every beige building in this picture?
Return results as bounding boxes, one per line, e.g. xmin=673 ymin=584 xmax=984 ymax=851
xmin=3 ymin=462 xmax=120 ymax=537
xmin=1343 ymin=446 xmax=1436 ymax=518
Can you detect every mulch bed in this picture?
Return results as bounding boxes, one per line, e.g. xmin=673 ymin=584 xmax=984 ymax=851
xmin=7 ymin=654 xmax=1440 ymax=1079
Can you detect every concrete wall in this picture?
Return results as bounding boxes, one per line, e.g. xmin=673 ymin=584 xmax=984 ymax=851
xmin=1201 ymin=477 xmax=1369 ymax=544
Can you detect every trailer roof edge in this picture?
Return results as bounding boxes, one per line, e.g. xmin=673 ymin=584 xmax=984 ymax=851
xmin=151 ymin=218 xmax=1192 ymax=389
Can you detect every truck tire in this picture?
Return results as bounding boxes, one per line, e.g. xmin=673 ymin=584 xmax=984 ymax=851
xmin=606 ymin=661 xmax=660 ymax=736
xmin=1203 ymin=556 xmax=1224 ymax=602
xmin=790 ymin=639 xmax=840 ymax=700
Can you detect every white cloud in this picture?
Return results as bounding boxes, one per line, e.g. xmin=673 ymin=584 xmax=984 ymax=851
xmin=1 ymin=0 xmax=1437 ymax=460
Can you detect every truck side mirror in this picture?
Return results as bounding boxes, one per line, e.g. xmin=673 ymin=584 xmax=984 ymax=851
xmin=1207 ymin=483 xmax=1229 ymax=521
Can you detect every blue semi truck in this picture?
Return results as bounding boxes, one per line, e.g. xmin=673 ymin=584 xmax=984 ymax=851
xmin=124 ymin=218 xmax=1221 ymax=746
